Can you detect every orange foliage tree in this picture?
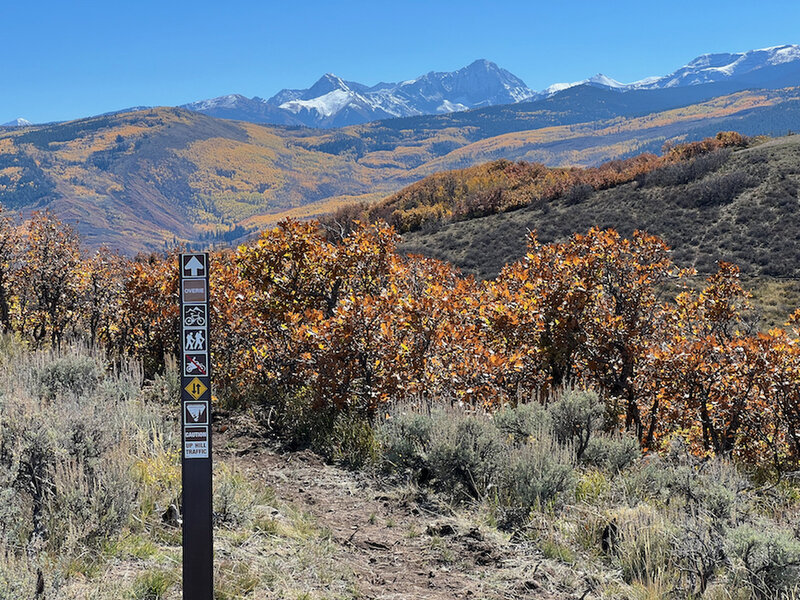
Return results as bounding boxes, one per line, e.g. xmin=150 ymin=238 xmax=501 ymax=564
xmin=0 ymin=205 xmax=798 ymax=470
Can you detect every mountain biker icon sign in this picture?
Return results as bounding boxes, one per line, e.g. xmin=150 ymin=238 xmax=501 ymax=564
xmin=182 ymin=304 xmax=207 ymax=328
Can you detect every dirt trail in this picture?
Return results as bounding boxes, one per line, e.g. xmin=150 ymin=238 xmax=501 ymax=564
xmin=218 ymin=431 xmax=574 ymax=600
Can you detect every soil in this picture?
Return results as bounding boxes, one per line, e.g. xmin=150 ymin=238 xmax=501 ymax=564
xmin=218 ymin=424 xmax=589 ymax=600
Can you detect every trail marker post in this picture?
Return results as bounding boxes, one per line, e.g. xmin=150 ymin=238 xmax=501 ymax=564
xmin=179 ymin=252 xmax=213 ymax=599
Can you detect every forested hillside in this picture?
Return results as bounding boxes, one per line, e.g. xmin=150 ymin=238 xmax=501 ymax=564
xmin=3 ymin=85 xmax=800 ymax=253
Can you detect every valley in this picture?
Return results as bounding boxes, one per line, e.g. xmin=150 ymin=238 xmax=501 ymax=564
xmin=3 ymin=83 xmax=800 ymax=253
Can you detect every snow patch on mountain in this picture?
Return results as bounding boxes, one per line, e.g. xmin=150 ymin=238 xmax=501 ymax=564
xmin=280 ymin=89 xmax=357 ymax=118
xmin=438 ymin=100 xmax=469 ymax=113
xmin=185 ymin=94 xmax=253 ymax=111
xmin=768 ymin=45 xmax=800 ymax=64
xmin=2 ymin=118 xmax=32 ymax=127
xmin=636 ymin=44 xmax=800 ymax=89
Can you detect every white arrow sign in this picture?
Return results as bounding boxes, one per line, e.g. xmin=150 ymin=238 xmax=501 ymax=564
xmin=184 ymin=255 xmax=205 ymax=277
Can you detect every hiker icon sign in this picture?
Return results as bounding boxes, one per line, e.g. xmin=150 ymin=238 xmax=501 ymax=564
xmin=185 ymin=329 xmax=207 ymax=352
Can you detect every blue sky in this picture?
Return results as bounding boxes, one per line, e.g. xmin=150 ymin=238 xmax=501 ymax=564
xmin=3 ymin=0 xmax=799 ymax=123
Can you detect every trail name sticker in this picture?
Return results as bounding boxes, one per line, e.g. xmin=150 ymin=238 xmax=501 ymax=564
xmin=182 ymin=279 xmax=207 ymax=303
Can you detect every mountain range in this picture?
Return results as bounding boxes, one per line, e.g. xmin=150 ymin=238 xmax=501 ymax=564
xmin=182 ymin=59 xmax=534 ymax=128
xmin=2 ymin=43 xmax=800 ymax=253
xmin=183 ymin=45 xmax=800 ymax=128
xmin=6 ymin=45 xmax=800 ymax=131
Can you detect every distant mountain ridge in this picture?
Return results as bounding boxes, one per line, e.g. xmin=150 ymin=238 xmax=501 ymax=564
xmin=183 ymin=59 xmax=536 ymax=128
xmin=183 ymin=45 xmax=800 ymax=128
xmin=7 ymin=45 xmax=800 ymax=130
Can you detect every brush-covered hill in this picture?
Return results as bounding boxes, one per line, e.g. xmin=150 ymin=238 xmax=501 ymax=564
xmin=396 ymin=133 xmax=800 ymax=286
xmin=0 ymin=108 xmax=382 ymax=253
xmin=4 ymin=85 xmax=800 ymax=253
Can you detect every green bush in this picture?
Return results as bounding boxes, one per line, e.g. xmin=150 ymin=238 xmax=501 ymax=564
xmin=548 ymin=389 xmax=604 ymax=460
xmin=492 ymin=402 xmax=551 ymax=444
xmin=670 ymin=514 xmax=726 ymax=596
xmin=324 ymin=411 xmax=380 ymax=469
xmin=377 ymin=410 xmax=433 ymax=472
xmin=427 ymin=413 xmax=506 ymax=500
xmin=726 ymin=522 xmax=800 ymax=598
xmin=130 ymin=569 xmax=177 ymax=600
xmin=614 ymin=506 xmax=678 ymax=588
xmin=582 ymin=433 xmax=640 ymax=473
xmin=0 ymin=551 xmax=35 ymax=599
xmin=0 ymin=346 xmax=173 ymax=586
xmin=33 ymin=351 xmax=104 ymax=400
xmin=498 ymin=432 xmax=576 ymax=525
xmin=275 ymin=387 xmax=379 ymax=468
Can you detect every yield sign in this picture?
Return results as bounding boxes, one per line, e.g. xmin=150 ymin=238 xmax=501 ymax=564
xmin=183 ymin=254 xmax=206 ymax=278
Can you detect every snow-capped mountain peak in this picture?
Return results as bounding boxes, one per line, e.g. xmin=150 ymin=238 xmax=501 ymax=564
xmin=539 ymin=45 xmax=800 ymax=96
xmin=256 ymin=59 xmax=537 ymax=127
xmin=182 ymin=45 xmax=800 ymax=128
xmin=541 ymin=73 xmax=626 ymax=96
xmin=184 ymin=94 xmax=251 ymax=111
xmin=280 ymin=89 xmax=358 ymax=118
xmin=587 ymin=73 xmax=626 ymax=88
xmin=303 ymin=73 xmax=352 ymax=99
xmin=2 ymin=117 xmax=32 ymax=127
xmin=640 ymin=44 xmax=800 ymax=88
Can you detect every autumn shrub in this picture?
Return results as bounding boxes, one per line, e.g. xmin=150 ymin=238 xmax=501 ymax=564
xmin=5 ymin=199 xmax=800 ymax=475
